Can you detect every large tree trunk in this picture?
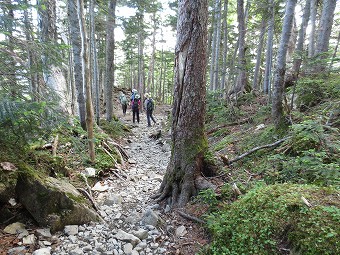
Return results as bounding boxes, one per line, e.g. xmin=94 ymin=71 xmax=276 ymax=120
xmin=68 ymin=0 xmax=86 ymax=129
xmin=38 ymin=0 xmax=71 ymax=114
xmin=153 ymin=0 xmax=210 ymax=208
xmin=105 ymin=0 xmax=116 ymax=121
xmin=272 ymin=0 xmax=297 ymax=129
xmin=213 ymin=0 xmax=222 ymax=91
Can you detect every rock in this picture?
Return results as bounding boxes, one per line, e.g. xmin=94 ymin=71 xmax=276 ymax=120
xmin=7 ymin=246 xmax=27 ymax=255
xmin=114 ymin=229 xmax=141 ymax=247
xmin=23 ymin=234 xmax=36 ymax=244
xmin=104 ymin=194 xmax=122 ymax=205
xmin=92 ymin=181 xmax=109 ymax=192
xmin=64 ymin=225 xmax=79 ymax=235
xmin=0 ymin=162 xmax=17 ymax=171
xmin=131 ymin=229 xmax=148 ymax=240
xmin=16 ymin=174 xmax=101 ymax=232
xmin=32 ymin=247 xmax=51 ymax=255
xmin=4 ymin=222 xmax=26 ymax=234
xmin=175 ymin=225 xmax=187 ymax=237
xmin=83 ymin=167 xmax=97 ymax=177
xmin=123 ymin=243 xmax=133 ymax=254
xmin=128 ymin=159 xmax=137 ymax=164
xmin=35 ymin=228 xmax=52 ymax=238
xmin=141 ymin=209 xmax=159 ymax=227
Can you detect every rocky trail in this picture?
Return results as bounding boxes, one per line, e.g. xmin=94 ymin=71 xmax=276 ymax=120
xmin=2 ymin=106 xmax=208 ymax=255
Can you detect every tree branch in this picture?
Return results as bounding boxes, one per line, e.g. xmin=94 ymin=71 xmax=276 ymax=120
xmin=225 ymin=136 xmax=291 ymax=165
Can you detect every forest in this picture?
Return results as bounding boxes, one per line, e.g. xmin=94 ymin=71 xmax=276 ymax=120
xmin=0 ymin=0 xmax=339 ymax=254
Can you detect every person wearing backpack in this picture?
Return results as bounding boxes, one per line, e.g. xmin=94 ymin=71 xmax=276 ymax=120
xmin=131 ymin=91 xmax=140 ymax=124
xmin=144 ymin=93 xmax=156 ymax=127
xmin=119 ymin=92 xmax=128 ymax=116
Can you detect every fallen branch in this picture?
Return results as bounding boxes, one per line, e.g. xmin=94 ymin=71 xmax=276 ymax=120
xmin=106 ymin=140 xmax=129 ymax=161
xmin=177 ymin=210 xmax=206 ymax=224
xmin=101 ymin=146 xmax=118 ymax=165
xmin=103 ymin=141 xmax=125 ymax=168
xmin=77 ymin=188 xmax=99 ymax=212
xmin=225 ymin=136 xmax=291 ymax=165
xmin=207 ymin=117 xmax=252 ymax=135
xmin=110 ymin=168 xmax=126 ymax=181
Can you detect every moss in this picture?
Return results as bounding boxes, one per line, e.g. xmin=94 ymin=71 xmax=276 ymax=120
xmin=205 ymin=183 xmax=339 ymax=255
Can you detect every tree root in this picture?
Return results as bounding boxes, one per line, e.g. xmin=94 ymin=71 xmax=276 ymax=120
xmin=177 ymin=210 xmax=206 ymax=224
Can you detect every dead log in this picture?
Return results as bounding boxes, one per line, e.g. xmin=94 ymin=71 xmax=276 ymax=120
xmin=225 ymin=136 xmax=291 ymax=165
xmin=52 ymin=134 xmax=59 ymax=157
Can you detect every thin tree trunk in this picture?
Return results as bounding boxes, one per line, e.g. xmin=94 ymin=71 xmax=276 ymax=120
xmin=90 ymin=0 xmax=100 ymax=125
xmin=213 ymin=0 xmax=222 ymax=91
xmin=105 ymin=0 xmax=116 ymax=121
xmin=233 ymin=0 xmax=247 ymax=95
xmin=252 ymin=19 xmax=266 ymax=90
xmin=221 ymin=0 xmax=228 ymax=91
xmin=209 ymin=0 xmax=219 ymax=91
xmin=264 ymin=0 xmax=274 ymax=95
xmin=272 ymin=0 xmax=297 ymax=129
xmin=78 ymin=0 xmax=95 ymax=162
xmin=308 ymin=0 xmax=317 ymax=58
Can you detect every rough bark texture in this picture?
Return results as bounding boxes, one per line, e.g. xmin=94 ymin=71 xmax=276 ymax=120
xmin=272 ymin=0 xmax=297 ymax=128
xmin=153 ymin=0 xmax=209 ymax=208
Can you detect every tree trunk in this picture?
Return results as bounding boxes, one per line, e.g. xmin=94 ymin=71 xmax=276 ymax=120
xmin=314 ymin=0 xmax=337 ymax=72
xmin=153 ymin=0 xmax=210 ymax=208
xmin=272 ymin=0 xmax=297 ymax=129
xmin=308 ymin=0 xmax=317 ymax=58
xmin=147 ymin=13 xmax=157 ymax=95
xmin=209 ymin=0 xmax=219 ymax=91
xmin=78 ymin=0 xmax=95 ymax=162
xmin=213 ymin=0 xmax=222 ymax=91
xmin=233 ymin=0 xmax=247 ymax=95
xmin=105 ymin=0 xmax=116 ymax=121
xmin=292 ymin=0 xmax=311 ymax=76
xmin=68 ymin=0 xmax=86 ymax=129
xmin=252 ymin=19 xmax=266 ymax=90
xmin=220 ymin=0 xmax=229 ymax=91
xmin=263 ymin=0 xmax=274 ymax=95
xmin=90 ymin=0 xmax=100 ymax=125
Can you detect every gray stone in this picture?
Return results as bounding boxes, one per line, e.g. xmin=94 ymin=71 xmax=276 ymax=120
xmin=64 ymin=225 xmax=79 ymax=236
xmin=32 ymin=247 xmax=51 ymax=255
xmin=175 ymin=225 xmax=187 ymax=237
xmin=114 ymin=230 xmax=141 ymax=247
xmin=131 ymin=229 xmax=148 ymax=240
xmin=141 ymin=209 xmax=159 ymax=227
xmin=4 ymin=222 xmax=26 ymax=234
xmin=23 ymin=234 xmax=36 ymax=245
xmin=36 ymin=228 xmax=52 ymax=238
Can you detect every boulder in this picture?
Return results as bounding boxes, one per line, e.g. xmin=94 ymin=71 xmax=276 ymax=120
xmin=16 ymin=174 xmax=101 ymax=232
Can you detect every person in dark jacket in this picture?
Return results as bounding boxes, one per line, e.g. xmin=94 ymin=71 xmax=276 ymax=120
xmin=144 ymin=93 xmax=156 ymax=127
xmin=131 ymin=89 xmax=140 ymax=124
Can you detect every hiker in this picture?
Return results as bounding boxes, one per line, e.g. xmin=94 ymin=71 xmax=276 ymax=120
xmin=119 ymin=91 xmax=128 ymax=116
xmin=144 ymin=93 xmax=156 ymax=127
xmin=131 ymin=89 xmax=140 ymax=123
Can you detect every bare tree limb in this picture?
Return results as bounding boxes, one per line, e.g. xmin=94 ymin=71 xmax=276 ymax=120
xmin=225 ymin=136 xmax=291 ymax=165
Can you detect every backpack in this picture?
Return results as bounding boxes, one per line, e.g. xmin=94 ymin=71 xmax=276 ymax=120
xmin=133 ymin=94 xmax=140 ymax=109
xmin=147 ymin=98 xmax=154 ymax=111
xmin=120 ymin=95 xmax=127 ymax=105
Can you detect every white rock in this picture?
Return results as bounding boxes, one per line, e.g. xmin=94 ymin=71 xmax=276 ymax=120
xmin=64 ymin=225 xmax=79 ymax=236
xmin=23 ymin=234 xmax=36 ymax=245
xmin=92 ymin=181 xmax=109 ymax=192
xmin=32 ymin=247 xmax=51 ymax=255
xmin=175 ymin=225 xmax=187 ymax=237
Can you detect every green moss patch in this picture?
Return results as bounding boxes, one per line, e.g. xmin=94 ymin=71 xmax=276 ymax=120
xmin=205 ymin=183 xmax=339 ymax=255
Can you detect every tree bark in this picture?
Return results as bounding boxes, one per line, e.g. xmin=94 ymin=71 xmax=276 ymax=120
xmin=272 ymin=0 xmax=297 ymax=129
xmin=252 ymin=19 xmax=266 ymax=90
xmin=233 ymin=0 xmax=247 ymax=95
xmin=263 ymin=0 xmax=274 ymax=95
xmin=68 ymin=0 xmax=86 ymax=129
xmin=153 ymin=0 xmax=210 ymax=208
xmin=105 ymin=0 xmax=116 ymax=121
xmin=220 ymin=0 xmax=229 ymax=91
xmin=78 ymin=0 xmax=95 ymax=162
xmin=308 ymin=0 xmax=317 ymax=58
